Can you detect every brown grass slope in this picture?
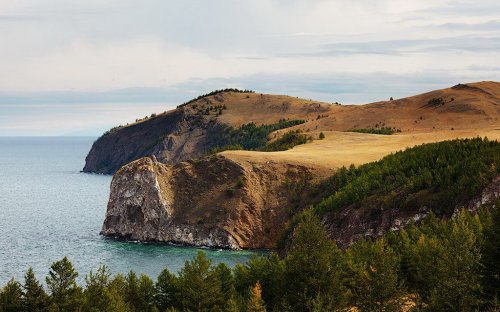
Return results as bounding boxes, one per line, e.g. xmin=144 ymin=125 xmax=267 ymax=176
xmin=85 ymin=81 xmax=500 ymax=174
xmin=100 ymin=81 xmax=500 ymax=249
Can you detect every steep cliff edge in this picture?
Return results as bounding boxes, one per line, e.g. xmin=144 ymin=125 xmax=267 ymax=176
xmin=96 ymin=82 xmax=500 ymax=250
xmin=84 ymin=82 xmax=500 ymax=174
xmin=323 ymin=175 xmax=500 ymax=249
xmin=101 ymin=155 xmax=332 ymax=249
xmin=83 ymin=91 xmax=332 ymax=174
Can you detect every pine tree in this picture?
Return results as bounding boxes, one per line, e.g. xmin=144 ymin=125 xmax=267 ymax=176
xmin=406 ymin=234 xmax=445 ymax=304
xmin=125 ymin=271 xmax=144 ymax=312
xmin=482 ymin=202 xmax=500 ymax=301
xmin=155 ymin=268 xmax=178 ymax=311
xmin=107 ymin=274 xmax=130 ymax=312
xmin=214 ymin=263 xmax=235 ymax=308
xmin=82 ymin=265 xmax=114 ymax=312
xmin=348 ymin=239 xmax=403 ymax=312
xmin=246 ymin=282 xmax=266 ymax=312
xmin=45 ymin=257 xmax=83 ymax=312
xmin=284 ymin=209 xmax=345 ymax=311
xmin=177 ymin=251 xmax=223 ymax=312
xmin=137 ymin=274 xmax=156 ymax=312
xmin=226 ymin=296 xmax=241 ymax=312
xmin=0 ymin=279 xmax=23 ymax=312
xmin=23 ymin=267 xmax=49 ymax=312
xmin=429 ymin=211 xmax=482 ymax=311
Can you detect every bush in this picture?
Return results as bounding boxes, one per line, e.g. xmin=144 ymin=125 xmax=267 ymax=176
xmin=426 ymin=97 xmax=445 ymax=107
xmin=348 ymin=127 xmax=399 ymax=135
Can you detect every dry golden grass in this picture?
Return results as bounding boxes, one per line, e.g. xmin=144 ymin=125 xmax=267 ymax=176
xmin=218 ymin=81 xmax=500 ymax=169
xmin=222 ymin=128 xmax=500 ymax=170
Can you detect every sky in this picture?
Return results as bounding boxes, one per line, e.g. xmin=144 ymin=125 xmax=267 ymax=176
xmin=0 ymin=0 xmax=499 ymax=136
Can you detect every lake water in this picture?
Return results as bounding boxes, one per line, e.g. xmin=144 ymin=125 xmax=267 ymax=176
xmin=0 ymin=137 xmax=257 ymax=285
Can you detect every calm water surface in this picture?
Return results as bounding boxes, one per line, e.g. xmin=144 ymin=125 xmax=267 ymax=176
xmin=0 ymin=137 xmax=257 ymax=284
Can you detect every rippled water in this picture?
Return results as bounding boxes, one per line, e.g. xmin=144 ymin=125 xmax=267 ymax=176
xmin=0 ymin=137 xmax=257 ymax=284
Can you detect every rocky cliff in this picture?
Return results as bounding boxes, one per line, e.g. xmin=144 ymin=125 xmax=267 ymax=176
xmin=83 ymin=108 xmax=228 ymax=174
xmin=101 ymin=154 xmax=500 ymax=250
xmin=84 ymin=82 xmax=500 ymax=174
xmin=95 ymin=82 xmax=500 ymax=250
xmin=101 ymin=155 xmax=332 ymax=249
xmin=83 ymin=91 xmax=332 ymax=174
xmin=323 ymin=175 xmax=500 ymax=249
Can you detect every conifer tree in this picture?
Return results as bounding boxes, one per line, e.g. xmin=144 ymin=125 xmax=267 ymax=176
xmin=137 ymin=274 xmax=156 ymax=312
xmin=226 ymin=296 xmax=241 ymax=312
xmin=215 ymin=263 xmax=233 ymax=298
xmin=155 ymin=268 xmax=178 ymax=311
xmin=23 ymin=267 xmax=49 ymax=312
xmin=82 ymin=265 xmax=114 ymax=312
xmin=348 ymin=239 xmax=402 ymax=312
xmin=124 ymin=271 xmax=156 ymax=312
xmin=107 ymin=274 xmax=130 ymax=312
xmin=284 ymin=209 xmax=345 ymax=311
xmin=0 ymin=279 xmax=23 ymax=312
xmin=429 ymin=211 xmax=482 ymax=311
xmin=246 ymin=282 xmax=266 ymax=312
xmin=482 ymin=202 xmax=500 ymax=301
xmin=177 ymin=251 xmax=223 ymax=312
xmin=45 ymin=257 xmax=83 ymax=312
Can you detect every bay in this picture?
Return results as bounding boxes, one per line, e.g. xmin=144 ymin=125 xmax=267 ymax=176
xmin=0 ymin=137 xmax=256 ymax=284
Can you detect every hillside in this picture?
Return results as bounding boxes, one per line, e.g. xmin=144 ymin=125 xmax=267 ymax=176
xmin=83 ymin=81 xmax=500 ymax=174
xmin=101 ymin=138 xmax=500 ymax=250
xmin=93 ymin=81 xmax=500 ymax=249
xmin=83 ymin=91 xmax=331 ymax=174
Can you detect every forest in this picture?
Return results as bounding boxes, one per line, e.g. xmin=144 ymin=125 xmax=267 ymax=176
xmin=316 ymin=138 xmax=500 ymax=217
xmin=1 ymin=138 xmax=499 ymax=312
xmin=209 ymin=119 xmax=306 ymax=153
xmin=1 ymin=205 xmax=499 ymax=312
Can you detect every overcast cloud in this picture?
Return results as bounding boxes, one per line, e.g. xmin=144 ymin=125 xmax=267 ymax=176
xmin=0 ymin=0 xmax=499 ymax=135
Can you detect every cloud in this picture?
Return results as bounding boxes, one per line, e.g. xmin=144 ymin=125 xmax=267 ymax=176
xmin=0 ymin=0 xmax=499 ymax=135
xmin=310 ymin=36 xmax=500 ymax=56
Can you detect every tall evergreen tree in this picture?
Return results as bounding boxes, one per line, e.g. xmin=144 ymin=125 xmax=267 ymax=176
xmin=284 ymin=209 xmax=345 ymax=311
xmin=233 ymin=253 xmax=285 ymax=310
xmin=347 ymin=239 xmax=402 ymax=312
xmin=429 ymin=211 xmax=482 ymax=311
xmin=482 ymin=202 xmax=500 ymax=301
xmin=23 ymin=267 xmax=49 ymax=312
xmin=137 ymin=274 xmax=156 ymax=312
xmin=0 ymin=279 xmax=23 ymax=312
xmin=155 ymin=268 xmax=178 ymax=311
xmin=45 ymin=257 xmax=83 ymax=312
xmin=214 ymin=263 xmax=238 ymax=312
xmin=107 ymin=274 xmax=130 ymax=312
xmin=82 ymin=265 xmax=114 ymax=312
xmin=177 ymin=251 xmax=223 ymax=312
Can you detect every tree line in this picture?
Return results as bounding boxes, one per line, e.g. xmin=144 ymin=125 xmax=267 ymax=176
xmin=1 ymin=204 xmax=499 ymax=311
